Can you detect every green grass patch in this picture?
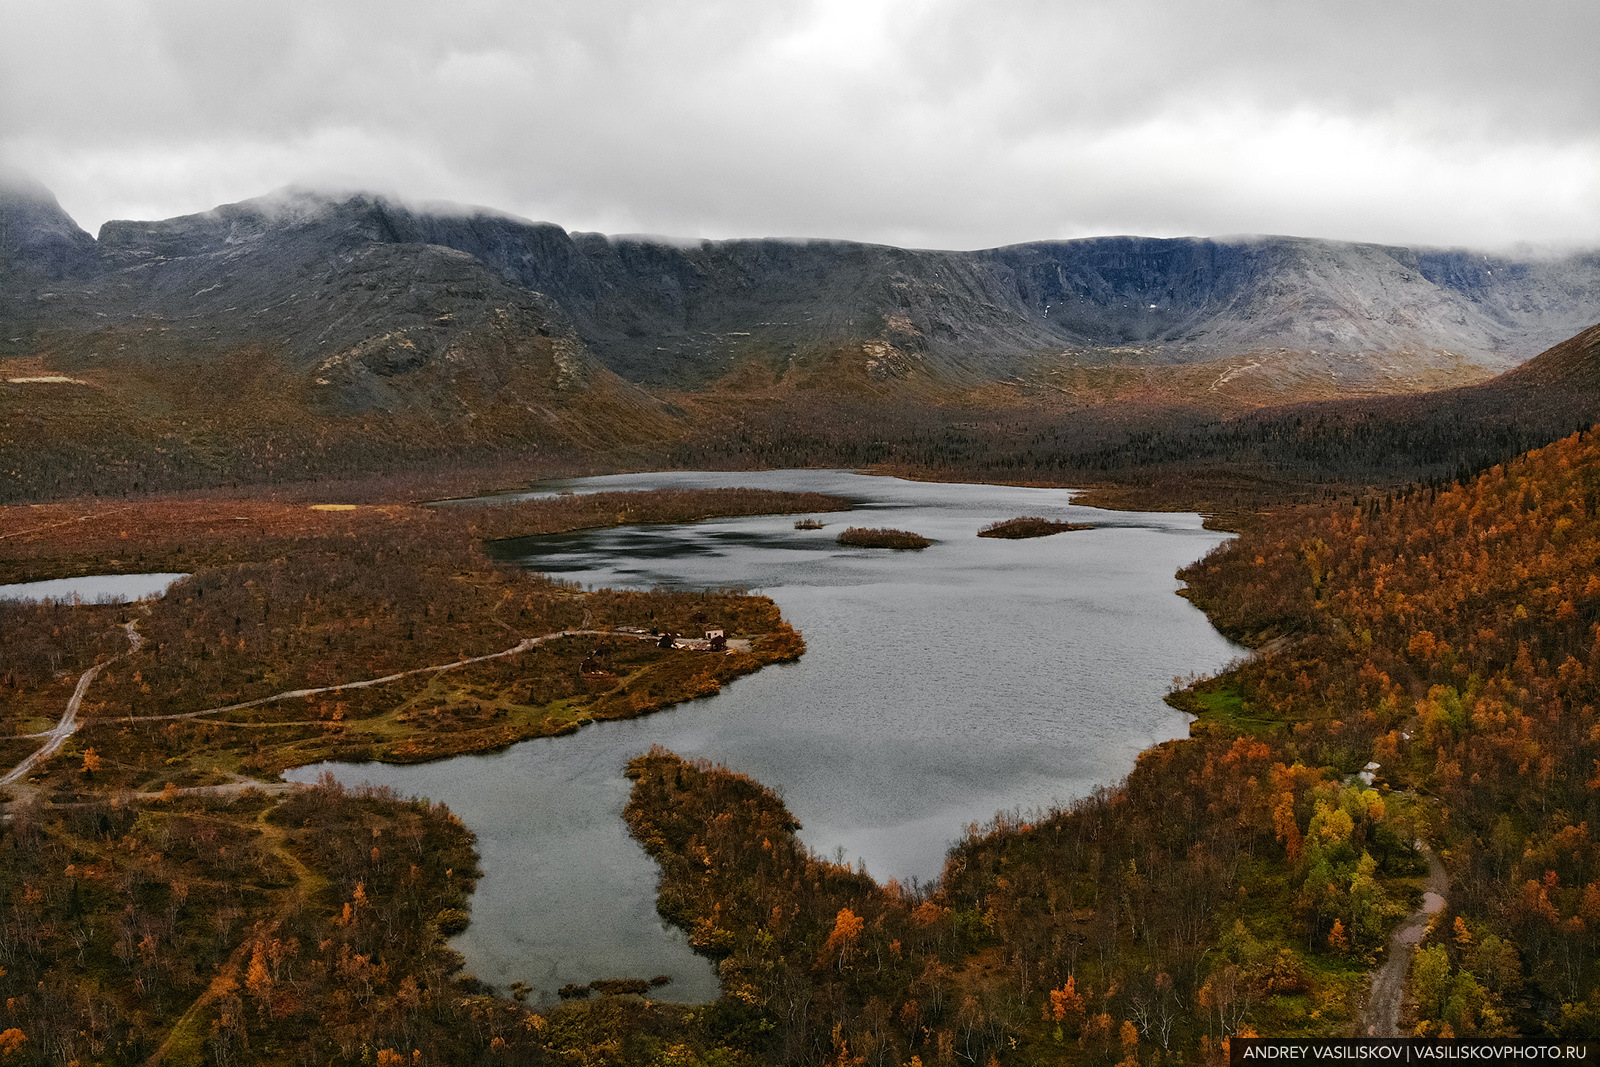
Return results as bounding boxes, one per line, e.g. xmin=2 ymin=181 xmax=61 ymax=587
xmin=1168 ymin=678 xmax=1285 ymax=736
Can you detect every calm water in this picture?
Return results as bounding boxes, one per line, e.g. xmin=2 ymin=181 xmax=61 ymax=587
xmin=290 ymin=471 xmax=1244 ymax=1005
xmin=0 ymin=572 xmax=188 ymax=604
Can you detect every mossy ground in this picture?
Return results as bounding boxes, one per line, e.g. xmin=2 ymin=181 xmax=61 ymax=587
xmin=1168 ymin=677 xmax=1286 ymax=737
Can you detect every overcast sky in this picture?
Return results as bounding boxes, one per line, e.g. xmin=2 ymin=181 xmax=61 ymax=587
xmin=3 ymin=0 xmax=1598 ymax=250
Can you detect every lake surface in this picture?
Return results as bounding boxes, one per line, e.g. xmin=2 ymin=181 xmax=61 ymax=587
xmin=290 ymin=470 xmax=1244 ymax=1005
xmin=0 ymin=572 xmax=188 ymax=604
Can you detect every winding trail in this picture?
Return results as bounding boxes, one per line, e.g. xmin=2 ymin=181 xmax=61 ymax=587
xmin=1361 ymin=845 xmax=1448 ymax=1037
xmin=0 ymin=619 xmax=745 ymax=1057
xmin=113 ymin=628 xmax=662 ymax=724
xmin=140 ymin=810 xmax=323 ymax=1067
xmin=2 ymin=627 xmax=672 ymax=785
xmin=0 ymin=623 xmax=706 ymax=1057
xmin=1 ymin=662 xmax=108 ymax=785
xmin=2 ymin=620 xmax=143 ymax=787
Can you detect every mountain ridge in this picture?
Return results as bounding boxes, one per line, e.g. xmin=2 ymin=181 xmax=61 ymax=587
xmin=5 ymin=182 xmax=1598 ymax=394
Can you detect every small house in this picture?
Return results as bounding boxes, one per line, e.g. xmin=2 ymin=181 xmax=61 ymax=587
xmin=706 ymin=629 xmax=727 ymax=651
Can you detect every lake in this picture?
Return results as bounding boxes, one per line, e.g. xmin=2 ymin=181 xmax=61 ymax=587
xmin=0 ymin=572 xmax=189 ymax=604
xmin=289 ymin=470 xmax=1244 ymax=1006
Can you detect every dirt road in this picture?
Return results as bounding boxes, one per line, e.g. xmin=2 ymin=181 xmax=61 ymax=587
xmin=118 ymin=627 xmax=663 ymax=723
xmin=1 ymin=660 xmax=108 ymax=786
xmin=2 ymin=627 xmax=670 ymax=786
xmin=1 ymin=620 xmax=142 ymax=788
xmin=1361 ymin=845 xmax=1448 ymax=1037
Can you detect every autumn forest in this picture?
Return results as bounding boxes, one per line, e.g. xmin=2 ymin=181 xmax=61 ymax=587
xmin=5 ymin=320 xmax=1600 ymax=1065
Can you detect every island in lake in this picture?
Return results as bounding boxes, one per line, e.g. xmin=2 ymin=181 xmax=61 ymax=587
xmin=836 ymin=526 xmax=932 ymax=549
xmin=977 ymin=516 xmax=1096 ymax=538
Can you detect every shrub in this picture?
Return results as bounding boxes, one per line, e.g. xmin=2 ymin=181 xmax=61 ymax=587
xmin=435 ymin=907 xmax=471 ymax=935
xmin=977 ymin=516 xmax=1093 ymax=538
xmin=836 ymin=527 xmax=930 ymax=549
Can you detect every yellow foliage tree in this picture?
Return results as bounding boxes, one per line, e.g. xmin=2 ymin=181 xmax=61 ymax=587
xmin=1328 ymin=919 xmax=1349 ymax=954
xmin=820 ymin=907 xmax=866 ymax=971
xmin=1049 ymin=975 xmax=1086 ymax=1024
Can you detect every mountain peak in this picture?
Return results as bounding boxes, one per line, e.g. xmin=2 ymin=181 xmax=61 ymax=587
xmin=0 ymin=172 xmax=96 ymax=277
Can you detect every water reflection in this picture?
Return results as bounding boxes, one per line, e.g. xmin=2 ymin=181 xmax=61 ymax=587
xmin=291 ymin=471 xmax=1244 ymax=1004
xmin=0 ymin=572 xmax=189 ymax=604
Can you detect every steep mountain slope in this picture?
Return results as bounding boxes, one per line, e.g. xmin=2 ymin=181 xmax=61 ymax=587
xmin=987 ymin=238 xmax=1599 ymax=371
xmin=0 ymin=188 xmax=678 ymax=500
xmin=342 ymin=211 xmax=1600 ymax=390
xmin=1488 ymin=319 xmax=1600 ymax=392
xmin=5 ymin=184 xmax=1598 ymax=394
xmin=0 ymin=173 xmax=97 ymax=279
xmin=1 ymin=188 xmax=671 ymax=420
xmin=297 ymin=199 xmax=1600 ymax=388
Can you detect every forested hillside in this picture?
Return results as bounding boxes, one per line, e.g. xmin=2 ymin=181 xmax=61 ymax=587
xmin=598 ymin=426 xmax=1600 ymax=1064
xmin=1178 ymin=426 xmax=1600 ymax=1033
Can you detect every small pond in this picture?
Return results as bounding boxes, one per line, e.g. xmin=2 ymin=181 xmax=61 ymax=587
xmin=0 ymin=572 xmax=189 ymax=604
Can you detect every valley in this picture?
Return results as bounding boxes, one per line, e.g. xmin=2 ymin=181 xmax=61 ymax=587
xmin=3 ymin=176 xmax=1600 ymax=1064
xmin=4 ymin=176 xmax=1600 ymax=508
xmin=297 ymin=472 xmax=1239 ymax=1006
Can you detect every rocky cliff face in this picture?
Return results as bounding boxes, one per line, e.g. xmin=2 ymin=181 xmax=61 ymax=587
xmin=4 ymin=183 xmax=1599 ymax=397
xmin=0 ymin=173 xmax=98 ymax=279
xmin=304 ymin=199 xmax=1600 ymax=389
xmin=0 ymin=188 xmax=649 ymax=422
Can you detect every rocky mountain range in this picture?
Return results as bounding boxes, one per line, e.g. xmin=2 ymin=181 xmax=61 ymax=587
xmin=5 ymin=177 xmax=1600 ymax=404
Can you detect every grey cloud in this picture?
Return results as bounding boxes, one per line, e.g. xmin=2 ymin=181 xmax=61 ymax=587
xmin=2 ymin=0 xmax=1597 ymax=250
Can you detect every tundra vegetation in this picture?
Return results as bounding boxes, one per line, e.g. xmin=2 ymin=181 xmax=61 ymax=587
xmin=835 ymin=528 xmax=932 ymax=550
xmin=7 ymin=367 xmax=1600 ymax=1058
xmin=976 ymin=517 xmax=1094 ymax=539
xmin=1 ymin=488 xmax=847 ymax=779
xmin=0 ymin=485 xmax=848 ymax=1065
xmin=9 ymin=429 xmax=1600 ymax=1061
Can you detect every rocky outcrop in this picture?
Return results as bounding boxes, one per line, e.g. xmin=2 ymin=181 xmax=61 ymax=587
xmin=4 ymin=181 xmax=1599 ymax=395
xmin=0 ymin=187 xmax=652 ymax=421
xmin=316 ymin=203 xmax=1600 ymax=389
xmin=0 ymin=173 xmax=98 ymax=279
